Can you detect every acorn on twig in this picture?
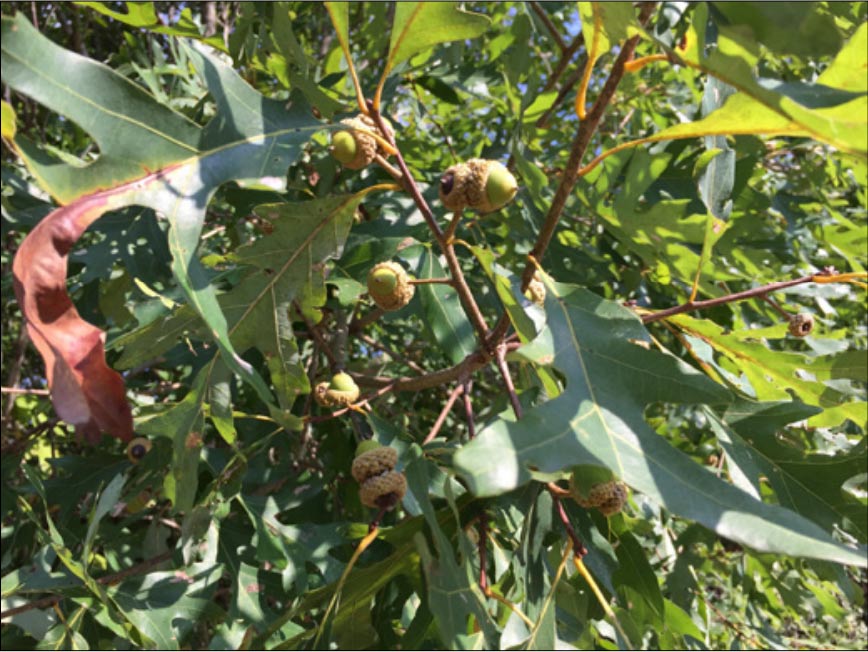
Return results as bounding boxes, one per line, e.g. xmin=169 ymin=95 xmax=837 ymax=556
xmin=331 ymin=114 xmax=394 ymax=169
xmin=314 ymin=372 xmax=360 ymax=408
xmin=788 ymin=313 xmax=814 ymax=338
xmin=439 ymin=159 xmax=518 ymax=213
xmin=367 ymin=261 xmax=415 ymax=311
xmin=352 ymin=440 xmax=406 ymax=509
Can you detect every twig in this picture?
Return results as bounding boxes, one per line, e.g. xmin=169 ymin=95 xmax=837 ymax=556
xmin=551 ymin=492 xmax=587 ymax=557
xmin=494 ymin=345 xmax=522 ymax=420
xmin=349 ymin=306 xmax=385 ymax=334
xmin=295 ymin=302 xmax=339 ymax=368
xmin=760 ymin=294 xmax=793 ymax=320
xmin=488 ymin=3 xmax=657 ymax=349
xmin=408 ymin=277 xmax=454 ymax=286
xmin=529 ymin=1 xmax=567 ymax=52
xmin=357 ymin=333 xmax=425 ymax=374
xmin=462 ymin=379 xmax=476 ymax=439
xmin=641 ymin=274 xmax=816 ymax=324
xmin=422 ymin=383 xmax=465 ymax=445
xmin=1 ymin=386 xmax=49 ymax=395
xmin=366 ymin=102 xmax=491 ymax=342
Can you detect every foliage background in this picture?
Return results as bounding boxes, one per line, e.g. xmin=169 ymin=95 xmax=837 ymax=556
xmin=1 ymin=1 xmax=866 ymax=649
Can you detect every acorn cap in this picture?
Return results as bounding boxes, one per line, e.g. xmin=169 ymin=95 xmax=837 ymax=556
xmin=331 ymin=114 xmax=394 ymax=170
xmin=438 ymin=159 xmax=517 ymax=213
xmin=589 ymin=481 xmax=628 ymax=516
xmin=788 ymin=313 xmax=814 ymax=338
xmin=367 ymin=261 xmax=415 ymax=311
xmin=351 ymin=445 xmax=398 ymax=483
xmin=359 ymin=470 xmax=407 ymax=508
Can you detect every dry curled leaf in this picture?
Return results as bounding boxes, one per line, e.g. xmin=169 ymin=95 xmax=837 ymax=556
xmin=13 ymin=189 xmax=134 ymax=443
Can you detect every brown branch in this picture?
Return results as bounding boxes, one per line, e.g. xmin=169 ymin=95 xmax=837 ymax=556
xmin=357 ymin=333 xmax=426 ymax=374
xmin=462 ymin=379 xmax=477 ymax=439
xmin=640 ymin=275 xmax=816 ymax=324
xmin=530 ymin=1 xmax=566 ymax=52
xmin=495 ymin=345 xmax=522 ymax=420
xmin=366 ymin=102 xmax=491 ymax=343
xmin=422 ymin=383 xmax=465 ymax=445
xmin=551 ymin=491 xmax=587 ymax=558
xmin=0 ymin=550 xmax=174 ymax=620
xmin=488 ymin=2 xmax=657 ymax=349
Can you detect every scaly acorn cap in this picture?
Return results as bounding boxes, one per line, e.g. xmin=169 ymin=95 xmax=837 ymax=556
xmin=439 ymin=159 xmax=517 ymax=213
xmin=351 ymin=445 xmax=398 ymax=483
xmin=788 ymin=313 xmax=814 ymax=338
xmin=314 ymin=373 xmax=360 ymax=408
xmin=367 ymin=261 xmax=415 ymax=311
xmin=359 ymin=470 xmax=407 ymax=509
xmin=126 ymin=437 xmax=152 ymax=464
xmin=331 ymin=114 xmax=394 ymax=170
xmin=588 ymin=481 xmax=628 ymax=516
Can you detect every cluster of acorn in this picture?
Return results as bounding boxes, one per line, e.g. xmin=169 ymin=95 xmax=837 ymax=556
xmin=331 ymin=114 xmax=540 ymax=317
xmin=351 ymin=440 xmax=407 ymax=510
xmin=311 ymin=372 xmax=406 ymax=511
xmin=325 ymin=115 xmax=537 ymax=512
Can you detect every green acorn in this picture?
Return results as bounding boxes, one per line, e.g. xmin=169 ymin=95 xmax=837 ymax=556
xmin=314 ymin=372 xmax=360 ymax=407
xmin=331 ymin=114 xmax=394 ymax=170
xmin=367 ymin=261 xmax=415 ymax=311
xmin=439 ymin=159 xmax=518 ymax=213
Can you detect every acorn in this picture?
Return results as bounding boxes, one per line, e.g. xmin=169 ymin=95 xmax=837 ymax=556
xmin=126 ymin=437 xmax=152 ymax=464
xmin=594 ymin=482 xmax=629 ymax=516
xmin=331 ymin=114 xmax=394 ymax=170
xmin=439 ymin=159 xmax=517 ymax=213
xmin=351 ymin=440 xmax=398 ymax=483
xmin=570 ymin=476 xmax=629 ymax=516
xmin=351 ymin=441 xmax=406 ymax=509
xmin=524 ymin=271 xmax=546 ymax=306
xmin=314 ymin=372 xmax=360 ymax=408
xmin=788 ymin=313 xmax=814 ymax=338
xmin=367 ymin=261 xmax=415 ymax=311
xmin=359 ymin=471 xmax=407 ymax=509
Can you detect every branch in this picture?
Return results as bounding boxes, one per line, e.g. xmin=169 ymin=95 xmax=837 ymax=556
xmin=488 ymin=2 xmax=657 ymax=348
xmin=529 ymin=2 xmax=566 ymax=52
xmin=641 ymin=274 xmax=817 ymax=324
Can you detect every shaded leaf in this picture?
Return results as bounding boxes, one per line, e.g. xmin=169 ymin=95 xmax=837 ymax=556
xmin=454 ymin=283 xmax=866 ymax=566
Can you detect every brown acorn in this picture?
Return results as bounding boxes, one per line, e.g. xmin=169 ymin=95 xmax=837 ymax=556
xmin=439 ymin=159 xmax=517 ymax=213
xmin=351 ymin=441 xmax=405 ymax=510
xmin=788 ymin=313 xmax=814 ymax=338
xmin=331 ymin=114 xmax=394 ymax=170
xmin=126 ymin=437 xmax=152 ymax=464
xmin=367 ymin=261 xmax=415 ymax=311
xmin=351 ymin=443 xmax=398 ymax=483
